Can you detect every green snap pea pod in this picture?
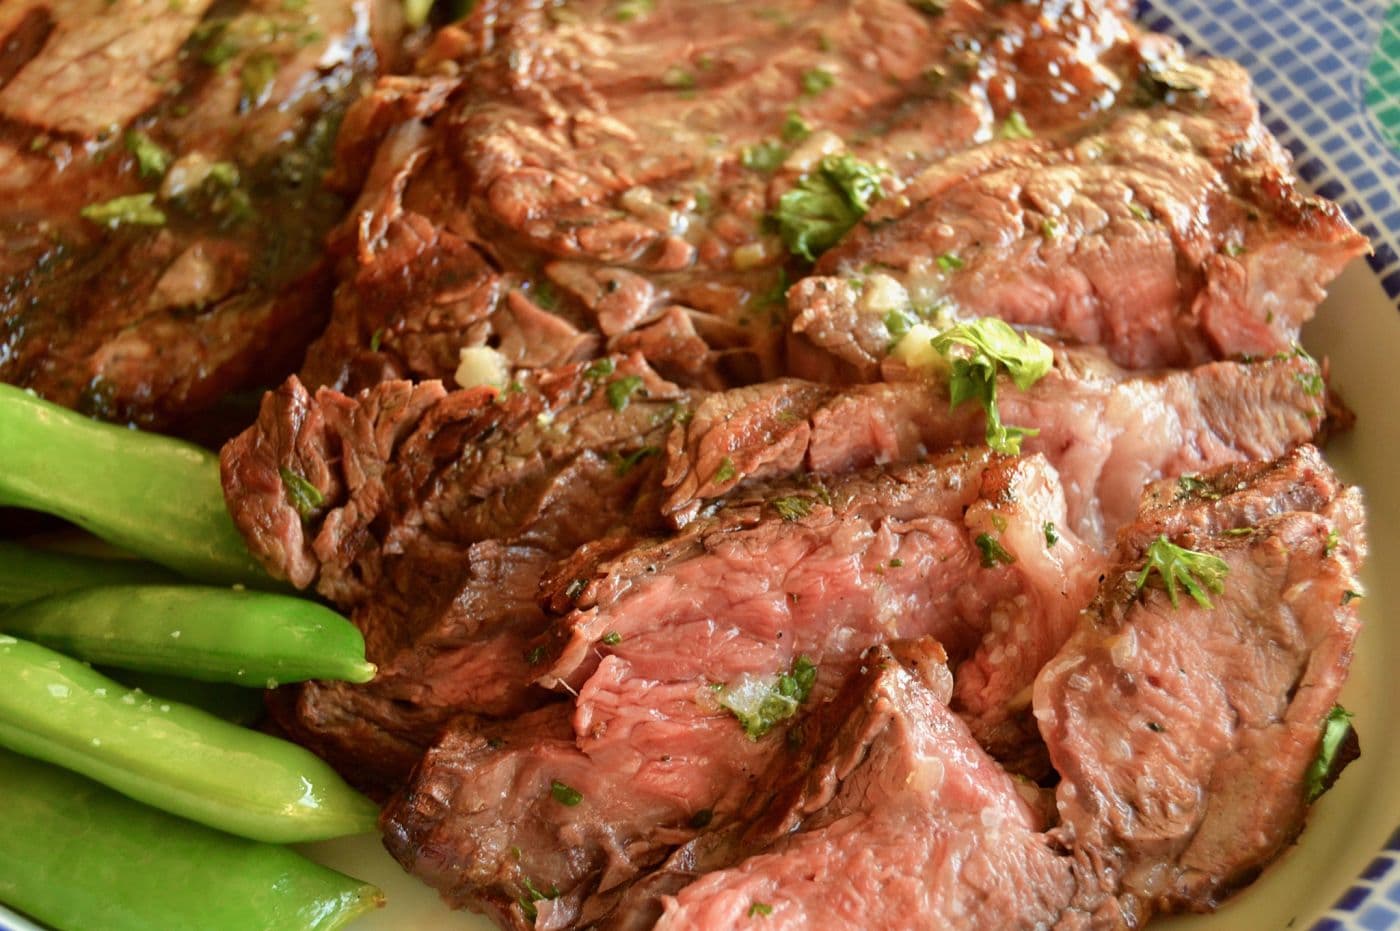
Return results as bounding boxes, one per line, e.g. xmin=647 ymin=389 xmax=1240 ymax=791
xmin=0 ymin=749 xmax=383 ymax=931
xmin=0 ymin=634 xmax=379 ymax=843
xmin=0 ymin=383 xmax=268 ymax=586
xmin=103 ymin=669 xmax=267 ymax=726
xmin=0 ymin=541 xmax=180 ymax=607
xmin=0 ymin=584 xmax=376 ymax=685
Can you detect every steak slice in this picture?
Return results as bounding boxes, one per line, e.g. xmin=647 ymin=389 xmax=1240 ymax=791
xmin=0 ymin=0 xmax=386 ymax=430
xmin=1035 ymin=444 xmax=1366 ymax=923
xmin=787 ymin=55 xmax=1365 ymax=381
xmin=301 ymin=0 xmax=1144 ymax=395
xmin=382 ymin=451 xmax=1101 ymax=924
xmin=662 ymin=350 xmax=1326 ymax=544
xmin=220 ymin=354 xmax=690 ymax=792
xmin=649 ymin=643 xmax=1094 ymax=930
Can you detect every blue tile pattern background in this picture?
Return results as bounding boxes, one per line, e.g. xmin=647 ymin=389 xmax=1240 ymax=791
xmin=1138 ymin=0 xmax=1400 ymax=307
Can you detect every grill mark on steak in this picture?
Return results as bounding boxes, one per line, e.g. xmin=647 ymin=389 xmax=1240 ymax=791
xmin=1035 ymin=444 xmax=1366 ymax=922
xmin=381 ymin=450 xmax=1102 ymax=924
xmin=662 ymin=350 xmax=1326 ymax=544
xmin=221 ymin=354 xmax=691 ymax=792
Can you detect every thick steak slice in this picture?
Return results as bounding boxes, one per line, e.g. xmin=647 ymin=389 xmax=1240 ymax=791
xmin=0 ymin=0 xmax=385 ymax=429
xmin=302 ymin=0 xmax=1142 ymax=395
xmin=663 ymin=350 xmax=1326 ymax=543
xmin=787 ymin=56 xmax=1365 ymax=381
xmin=382 ymin=451 xmax=1100 ymax=924
xmin=220 ymin=354 xmax=689 ymax=791
xmin=651 ymin=644 xmax=1093 ymax=931
xmin=1035 ymin=444 xmax=1366 ymax=922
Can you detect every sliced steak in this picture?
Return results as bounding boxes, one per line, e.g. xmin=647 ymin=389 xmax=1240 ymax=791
xmin=650 ymin=643 xmax=1094 ymax=930
xmin=220 ymin=354 xmax=690 ymax=792
xmin=301 ymin=0 xmax=1146 ymax=395
xmin=0 ymin=0 xmax=388 ymax=430
xmin=663 ymin=350 xmax=1326 ymax=543
xmin=787 ymin=54 xmax=1364 ymax=381
xmin=382 ymin=450 xmax=1101 ymax=923
xmin=1035 ymin=443 xmax=1366 ymax=922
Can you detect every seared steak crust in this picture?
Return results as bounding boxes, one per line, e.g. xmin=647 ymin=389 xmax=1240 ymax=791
xmin=0 ymin=0 xmax=388 ymax=429
xmin=221 ymin=354 xmax=688 ymax=791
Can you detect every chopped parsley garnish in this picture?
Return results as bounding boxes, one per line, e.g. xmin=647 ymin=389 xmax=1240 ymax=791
xmin=781 ymin=111 xmax=812 ymax=142
xmin=1296 ymin=370 xmax=1325 ymax=397
xmin=1324 ymin=529 xmax=1340 ymax=555
xmin=907 ymin=0 xmax=948 ymax=13
xmin=1040 ymin=217 xmax=1059 ymax=240
xmin=1223 ymin=241 xmax=1247 ymax=257
xmin=585 ymin=357 xmax=616 ymax=380
xmin=606 ymin=374 xmax=645 ymax=410
xmin=403 ymin=0 xmax=433 ymax=28
xmin=564 ymin=578 xmax=588 ymax=601
xmin=525 ymin=645 xmax=546 ymax=665
xmin=718 ymin=656 xmax=817 ymax=739
xmin=975 ymin=533 xmax=1015 ymax=568
xmin=800 ymin=67 xmax=835 ymax=96
xmin=935 ymin=252 xmax=965 ymax=272
xmin=662 ymin=66 xmax=696 ymax=90
xmin=713 ymin=456 xmax=738 ymax=484
xmin=889 ymin=558 xmax=903 ymax=568
xmin=239 ymin=52 xmax=279 ymax=112
xmin=550 ymin=780 xmax=583 ymax=806
xmin=613 ymin=445 xmax=659 ymax=476
xmin=772 ymin=496 xmax=814 ymax=521
xmin=1303 ymin=705 xmax=1353 ymax=802
xmin=601 ymin=631 xmax=622 ymax=646
xmin=930 ymin=319 xmax=1054 ymax=455
xmin=369 ymin=328 xmax=385 ymax=352
xmin=741 ymin=140 xmax=788 ymax=173
xmin=532 ymin=279 xmax=559 ymax=310
xmin=1342 ymin=589 xmax=1363 ymax=605
xmin=998 ymin=111 xmax=1033 ymax=140
xmin=278 ymin=467 xmax=323 ymax=519
xmin=1175 ymin=474 xmax=1221 ymax=501
xmin=1043 ymin=521 xmax=1059 ymax=547
xmin=773 ymin=153 xmax=884 ymax=260
xmin=749 ymin=902 xmax=774 ymax=918
xmin=125 ymin=131 xmax=171 ymax=179
xmin=1146 ymin=721 xmax=1165 ymax=733
xmin=80 ymin=193 xmax=167 ymax=229
xmin=1128 ymin=202 xmax=1152 ymax=222
xmin=1133 ymin=536 xmax=1229 ymax=609
xmin=613 ymin=0 xmax=654 ymax=20
xmin=519 ymin=877 xmax=560 ymax=921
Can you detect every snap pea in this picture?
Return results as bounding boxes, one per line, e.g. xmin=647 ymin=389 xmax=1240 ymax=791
xmin=0 ymin=384 xmax=268 ymax=586
xmin=0 ymin=749 xmax=383 ymax=931
xmin=0 ymin=541 xmax=179 ymax=607
xmin=104 ymin=669 xmax=267 ymax=726
xmin=0 ymin=634 xmax=379 ymax=843
xmin=0 ymin=584 xmax=376 ymax=685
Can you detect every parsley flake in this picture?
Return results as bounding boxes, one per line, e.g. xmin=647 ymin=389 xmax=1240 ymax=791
xmin=749 ymin=902 xmax=774 ymax=918
xmin=1043 ymin=521 xmax=1059 ymax=547
xmin=607 ymin=375 xmax=645 ymax=410
xmin=930 ymin=319 xmax=1054 ymax=455
xmin=718 ymin=657 xmax=817 ymax=739
xmin=713 ymin=456 xmax=738 ymax=485
xmin=975 ymin=533 xmax=1015 ymax=568
xmin=80 ymin=193 xmax=166 ymax=229
xmin=773 ymin=153 xmax=884 ymax=260
xmin=1133 ymin=536 xmax=1229 ymax=609
xmin=550 ymin=780 xmax=583 ymax=806
xmin=773 ymin=496 xmax=813 ymax=521
xmin=1303 ymin=705 xmax=1353 ymax=802
xmin=998 ymin=111 xmax=1033 ymax=140
xmin=800 ymin=67 xmax=835 ymax=96
xmin=278 ymin=467 xmax=324 ymax=519
xmin=125 ymin=131 xmax=171 ymax=179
